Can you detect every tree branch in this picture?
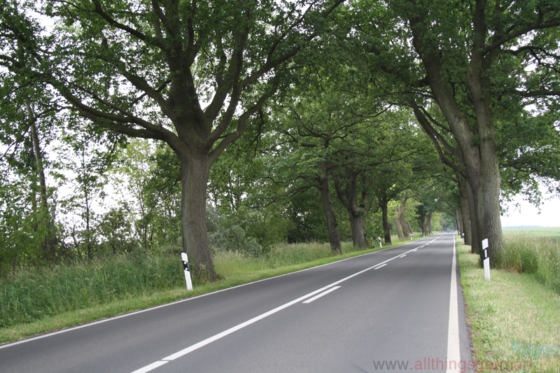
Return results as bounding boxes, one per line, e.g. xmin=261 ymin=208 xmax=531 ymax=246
xmin=208 ymin=78 xmax=279 ymax=165
xmin=91 ymin=0 xmax=165 ymax=49
xmin=482 ymin=17 xmax=560 ymax=55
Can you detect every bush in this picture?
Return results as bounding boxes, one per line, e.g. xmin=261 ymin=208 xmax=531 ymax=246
xmin=206 ymin=206 xmax=263 ymax=257
xmin=208 ymin=225 xmax=263 ymax=257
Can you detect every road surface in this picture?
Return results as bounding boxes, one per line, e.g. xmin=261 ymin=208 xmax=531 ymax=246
xmin=0 ymin=234 xmax=472 ymax=373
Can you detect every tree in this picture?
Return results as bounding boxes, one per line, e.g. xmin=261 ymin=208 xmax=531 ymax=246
xmin=346 ymin=0 xmax=560 ymax=263
xmin=391 ymin=0 xmax=560 ymax=262
xmin=369 ymin=132 xmax=440 ymax=243
xmin=60 ymin=123 xmax=119 ymax=259
xmin=0 ymin=74 xmax=60 ymax=261
xmin=268 ymin=78 xmax=393 ymax=252
xmin=0 ymin=174 xmax=44 ymax=271
xmin=98 ymin=205 xmax=134 ymax=255
xmin=0 ymin=0 xmax=345 ymax=278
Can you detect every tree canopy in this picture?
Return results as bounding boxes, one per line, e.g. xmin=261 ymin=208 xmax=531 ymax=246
xmin=1 ymin=0 xmax=559 ymax=274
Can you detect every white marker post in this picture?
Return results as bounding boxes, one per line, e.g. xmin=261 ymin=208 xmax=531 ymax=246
xmin=378 ymin=237 xmax=382 ymax=248
xmin=462 ymin=232 xmax=465 ymax=245
xmin=181 ymin=252 xmax=193 ymax=291
xmin=410 ymin=233 xmax=413 ymax=241
xmin=482 ymin=239 xmax=491 ymax=281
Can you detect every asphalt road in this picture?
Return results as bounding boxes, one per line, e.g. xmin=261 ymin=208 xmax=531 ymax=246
xmin=0 ymin=234 xmax=472 ymax=373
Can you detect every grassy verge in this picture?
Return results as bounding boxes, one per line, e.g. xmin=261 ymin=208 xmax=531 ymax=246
xmin=0 ymin=235 xmax=424 ymax=345
xmin=457 ymin=238 xmax=560 ymax=372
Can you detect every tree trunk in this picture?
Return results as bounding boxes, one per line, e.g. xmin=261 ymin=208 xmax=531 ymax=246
xmin=71 ymin=225 xmax=82 ymax=259
xmin=85 ymin=191 xmax=92 ymax=260
xmin=333 ymin=172 xmax=367 ymax=249
xmin=27 ymin=103 xmax=57 ymax=261
xmin=180 ymin=154 xmax=217 ymax=281
xmin=416 ymin=207 xmax=427 ymax=236
xmin=477 ymin=143 xmax=503 ymax=264
xmin=398 ymin=198 xmax=409 ymax=237
xmin=427 ymin=212 xmax=432 ymax=235
xmin=466 ymin=18 xmax=504 ymax=263
xmin=406 ymin=219 xmax=413 ymax=237
xmin=349 ymin=214 xmax=366 ymax=249
xmin=381 ymin=198 xmax=392 ymax=244
xmin=419 ymin=218 xmax=426 ymax=236
xmin=457 ymin=174 xmax=473 ymax=246
xmin=395 ymin=216 xmax=403 ymax=239
xmin=465 ymin=165 xmax=489 ymax=259
xmin=457 ymin=207 xmax=463 ymax=234
xmin=399 ymin=213 xmax=409 ymax=237
xmin=318 ymin=163 xmax=342 ymax=254
xmin=466 ymin=182 xmax=481 ymax=254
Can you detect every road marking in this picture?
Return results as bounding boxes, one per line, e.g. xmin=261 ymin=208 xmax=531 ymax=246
xmin=399 ymin=254 xmax=406 ymax=258
xmin=130 ymin=237 xmax=442 ymax=373
xmin=131 ymin=361 xmax=168 ymax=373
xmin=160 ymin=285 xmax=333 ymax=361
xmin=446 ymin=235 xmax=461 ymax=373
xmin=303 ymin=286 xmax=341 ymax=304
xmin=374 ymin=264 xmax=387 ymax=270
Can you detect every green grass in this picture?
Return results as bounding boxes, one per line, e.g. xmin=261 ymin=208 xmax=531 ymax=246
xmin=0 ymin=253 xmax=184 ymax=328
xmin=498 ymin=234 xmax=560 ymax=294
xmin=503 ymin=227 xmax=560 ymax=238
xmin=457 ymin=237 xmax=560 ymax=372
xmin=0 ymin=234 xmax=421 ymax=345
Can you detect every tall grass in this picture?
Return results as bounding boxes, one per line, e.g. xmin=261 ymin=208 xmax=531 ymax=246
xmin=0 ymin=253 xmax=184 ymax=328
xmin=264 ymin=241 xmax=356 ymax=267
xmin=0 ymin=236 xmax=416 ymax=329
xmin=215 ymin=237 xmax=412 ymax=274
xmin=498 ymin=235 xmax=560 ymax=294
xmin=213 ymin=241 xmax=370 ymax=282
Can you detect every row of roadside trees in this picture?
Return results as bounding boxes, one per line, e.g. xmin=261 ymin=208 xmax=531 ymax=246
xmin=1 ymin=0 xmax=559 ymax=278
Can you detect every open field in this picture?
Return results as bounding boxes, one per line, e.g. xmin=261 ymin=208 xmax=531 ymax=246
xmin=503 ymin=227 xmax=560 ymax=238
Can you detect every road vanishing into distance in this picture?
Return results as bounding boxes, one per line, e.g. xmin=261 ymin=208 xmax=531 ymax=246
xmin=0 ymin=234 xmax=472 ymax=373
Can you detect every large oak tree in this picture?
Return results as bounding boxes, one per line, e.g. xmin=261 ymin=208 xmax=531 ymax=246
xmin=0 ymin=0 xmax=344 ymax=278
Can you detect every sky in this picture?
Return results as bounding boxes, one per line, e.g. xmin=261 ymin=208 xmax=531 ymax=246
xmin=501 ymin=194 xmax=560 ymax=228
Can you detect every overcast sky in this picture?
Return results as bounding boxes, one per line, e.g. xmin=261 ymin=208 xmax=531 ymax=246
xmin=501 ymin=194 xmax=560 ymax=227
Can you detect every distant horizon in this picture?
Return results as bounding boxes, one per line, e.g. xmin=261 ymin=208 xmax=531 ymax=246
xmin=502 ymin=226 xmax=560 ymax=229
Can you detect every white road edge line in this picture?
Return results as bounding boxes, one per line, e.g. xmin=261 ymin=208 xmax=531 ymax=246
xmin=129 ymin=237 xmax=442 ymax=372
xmin=446 ymin=235 xmax=461 ymax=373
xmin=130 ymin=360 xmax=168 ymax=373
xmin=0 ymin=235 xmax=442 ymax=351
xmin=373 ymin=264 xmax=386 ymax=270
xmin=303 ymin=286 xmax=341 ymax=304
